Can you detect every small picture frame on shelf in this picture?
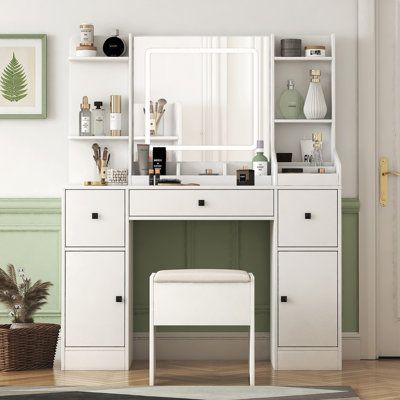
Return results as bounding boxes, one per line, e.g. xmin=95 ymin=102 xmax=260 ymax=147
xmin=0 ymin=34 xmax=47 ymax=119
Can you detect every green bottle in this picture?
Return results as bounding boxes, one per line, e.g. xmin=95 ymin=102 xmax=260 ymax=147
xmin=252 ymin=140 xmax=270 ymax=176
xmin=278 ymin=80 xmax=304 ymax=119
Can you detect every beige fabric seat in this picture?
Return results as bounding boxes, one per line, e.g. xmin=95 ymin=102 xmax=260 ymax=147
xmin=153 ymin=268 xmax=251 ymax=283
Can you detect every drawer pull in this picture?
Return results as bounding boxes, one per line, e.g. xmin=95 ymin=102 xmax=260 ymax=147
xmin=91 ymin=212 xmax=99 ymax=220
xmin=280 ymin=296 xmax=288 ymax=303
xmin=304 ymin=212 xmax=312 ymax=220
xmin=198 ymin=200 xmax=205 ymax=206
xmin=115 ymin=296 xmax=123 ymax=303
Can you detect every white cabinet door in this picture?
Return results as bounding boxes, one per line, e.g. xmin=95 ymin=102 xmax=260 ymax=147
xmin=278 ymin=190 xmax=337 ymax=247
xmin=65 ymin=251 xmax=125 ymax=347
xmin=65 ymin=189 xmax=125 ymax=247
xmin=278 ymin=251 xmax=338 ymax=347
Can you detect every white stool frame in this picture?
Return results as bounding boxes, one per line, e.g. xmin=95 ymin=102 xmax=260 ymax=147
xmin=149 ymin=272 xmax=255 ymax=386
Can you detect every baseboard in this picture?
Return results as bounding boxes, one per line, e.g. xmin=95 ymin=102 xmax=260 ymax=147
xmin=132 ymin=332 xmax=361 ymax=361
xmin=55 ymin=332 xmax=360 ymax=363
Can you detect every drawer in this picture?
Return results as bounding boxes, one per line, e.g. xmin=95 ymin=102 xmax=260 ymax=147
xmin=65 ymin=189 xmax=125 ymax=247
xmin=130 ymin=189 xmax=274 ymax=217
xmin=278 ymin=190 xmax=337 ymax=247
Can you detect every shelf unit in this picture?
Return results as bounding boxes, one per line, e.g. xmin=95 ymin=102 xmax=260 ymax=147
xmin=270 ymin=34 xmax=339 ymax=185
xmin=68 ymin=34 xmax=132 ymax=184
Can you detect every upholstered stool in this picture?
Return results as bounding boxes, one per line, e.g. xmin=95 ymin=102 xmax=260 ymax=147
xmin=149 ymin=269 xmax=255 ymax=386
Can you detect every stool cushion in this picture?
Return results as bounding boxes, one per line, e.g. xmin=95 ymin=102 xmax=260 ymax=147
xmin=153 ymin=269 xmax=251 ymax=283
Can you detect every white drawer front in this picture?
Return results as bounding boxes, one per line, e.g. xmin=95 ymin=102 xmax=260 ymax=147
xmin=278 ymin=251 xmax=338 ymax=347
xmin=130 ymin=189 xmax=274 ymax=217
xmin=65 ymin=189 xmax=125 ymax=247
xmin=278 ymin=190 xmax=337 ymax=247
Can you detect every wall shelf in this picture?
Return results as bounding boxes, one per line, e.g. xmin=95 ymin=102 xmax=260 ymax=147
xmin=68 ymin=136 xmax=129 ymax=140
xmin=274 ymin=56 xmax=332 ymax=62
xmin=134 ymin=136 xmax=179 ymax=142
xmin=275 ymin=119 xmax=332 ymax=124
xmin=68 ymin=56 xmax=129 ymax=63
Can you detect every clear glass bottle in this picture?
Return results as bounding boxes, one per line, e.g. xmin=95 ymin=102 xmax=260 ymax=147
xmin=278 ymin=80 xmax=304 ymax=119
xmin=92 ymin=101 xmax=105 ymax=135
xmin=252 ymin=140 xmax=270 ymax=176
xmin=79 ymin=96 xmax=92 ymax=136
xmin=312 ymin=132 xmax=323 ymax=166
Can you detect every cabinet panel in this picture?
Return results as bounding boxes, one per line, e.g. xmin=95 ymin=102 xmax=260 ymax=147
xmin=65 ymin=189 xmax=125 ymax=247
xmin=65 ymin=251 xmax=125 ymax=347
xmin=278 ymin=251 xmax=337 ymax=347
xmin=278 ymin=190 xmax=337 ymax=247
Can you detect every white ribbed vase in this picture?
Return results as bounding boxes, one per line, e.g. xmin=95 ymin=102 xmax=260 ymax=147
xmin=303 ymin=82 xmax=327 ymax=119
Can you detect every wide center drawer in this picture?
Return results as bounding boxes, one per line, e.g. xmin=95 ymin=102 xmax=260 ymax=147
xmin=65 ymin=189 xmax=125 ymax=247
xmin=130 ymin=189 xmax=274 ymax=217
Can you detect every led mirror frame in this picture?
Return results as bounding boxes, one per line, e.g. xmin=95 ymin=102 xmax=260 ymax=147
xmin=145 ymin=47 xmax=259 ymax=150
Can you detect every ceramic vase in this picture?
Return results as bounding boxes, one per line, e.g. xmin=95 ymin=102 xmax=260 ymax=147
xmin=303 ymin=69 xmax=327 ymax=119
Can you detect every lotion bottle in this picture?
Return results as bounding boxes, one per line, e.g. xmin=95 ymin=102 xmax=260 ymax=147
xmin=79 ymin=96 xmax=92 ymax=136
xmin=110 ymin=95 xmax=122 ymax=136
xmin=252 ymin=140 xmax=270 ymax=176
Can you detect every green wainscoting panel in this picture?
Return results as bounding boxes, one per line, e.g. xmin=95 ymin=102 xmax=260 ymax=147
xmin=0 ymin=198 xmax=61 ymax=324
xmin=342 ymin=198 xmax=360 ymax=332
xmin=0 ymin=197 xmax=359 ymax=333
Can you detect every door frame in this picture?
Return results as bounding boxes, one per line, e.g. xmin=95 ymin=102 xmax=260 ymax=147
xmin=358 ymin=0 xmax=378 ymax=359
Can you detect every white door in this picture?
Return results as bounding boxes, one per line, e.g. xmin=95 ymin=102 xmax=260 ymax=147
xmin=278 ymin=251 xmax=338 ymax=347
xmin=377 ymin=0 xmax=400 ymax=356
xmin=65 ymin=251 xmax=125 ymax=347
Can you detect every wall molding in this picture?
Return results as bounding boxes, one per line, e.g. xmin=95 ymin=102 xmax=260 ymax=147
xmin=0 ymin=198 xmax=61 ymax=214
xmin=132 ymin=332 xmax=361 ymax=361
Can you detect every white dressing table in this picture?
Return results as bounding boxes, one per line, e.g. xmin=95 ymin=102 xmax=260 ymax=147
xmin=62 ymin=34 xmax=341 ymax=372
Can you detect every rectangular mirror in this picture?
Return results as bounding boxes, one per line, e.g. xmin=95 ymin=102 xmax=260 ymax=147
xmin=133 ymin=36 xmax=270 ymax=159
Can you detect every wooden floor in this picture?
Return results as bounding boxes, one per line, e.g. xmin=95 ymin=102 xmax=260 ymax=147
xmin=1 ymin=360 xmax=400 ymax=400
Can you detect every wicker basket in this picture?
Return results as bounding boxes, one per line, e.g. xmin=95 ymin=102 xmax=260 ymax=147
xmin=0 ymin=323 xmax=60 ymax=371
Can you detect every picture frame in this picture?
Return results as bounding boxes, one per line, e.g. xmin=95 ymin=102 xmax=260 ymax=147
xmin=0 ymin=34 xmax=46 ymax=119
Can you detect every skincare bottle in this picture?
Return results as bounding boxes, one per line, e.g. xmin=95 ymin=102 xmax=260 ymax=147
xmin=149 ymin=169 xmax=155 ymax=186
xmin=79 ymin=96 xmax=92 ymax=136
xmin=154 ymin=168 xmax=161 ymax=185
xmin=278 ymin=80 xmax=304 ymax=119
xmin=252 ymin=140 xmax=270 ymax=176
xmin=92 ymin=101 xmax=105 ymax=136
xmin=312 ymin=132 xmax=323 ymax=166
xmin=110 ymin=95 xmax=122 ymax=136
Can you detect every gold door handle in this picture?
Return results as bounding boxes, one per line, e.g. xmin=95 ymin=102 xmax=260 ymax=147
xmin=380 ymin=157 xmax=400 ymax=206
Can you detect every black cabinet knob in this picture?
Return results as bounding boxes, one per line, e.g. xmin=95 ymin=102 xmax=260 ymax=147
xmin=198 ymin=200 xmax=205 ymax=206
xmin=305 ymin=212 xmax=311 ymax=220
xmin=280 ymin=296 xmax=288 ymax=303
xmin=92 ymin=212 xmax=99 ymax=220
xmin=115 ymin=296 xmax=123 ymax=303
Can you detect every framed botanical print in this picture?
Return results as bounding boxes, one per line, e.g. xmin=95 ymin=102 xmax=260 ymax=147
xmin=0 ymin=34 xmax=46 ymax=119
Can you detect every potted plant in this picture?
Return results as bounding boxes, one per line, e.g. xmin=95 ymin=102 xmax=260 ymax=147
xmin=0 ymin=264 xmax=60 ymax=371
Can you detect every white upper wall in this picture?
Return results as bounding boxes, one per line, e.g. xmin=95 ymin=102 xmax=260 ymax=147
xmin=0 ymin=0 xmax=358 ymax=197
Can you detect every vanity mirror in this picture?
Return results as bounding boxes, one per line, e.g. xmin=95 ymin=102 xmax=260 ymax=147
xmin=133 ymin=36 xmax=270 ymax=162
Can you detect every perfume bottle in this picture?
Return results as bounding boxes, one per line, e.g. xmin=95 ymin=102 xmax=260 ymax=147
xmin=92 ymin=101 xmax=105 ymax=136
xmin=303 ymin=69 xmax=327 ymax=119
xmin=312 ymin=132 xmax=323 ymax=166
xmin=252 ymin=140 xmax=270 ymax=176
xmin=278 ymin=80 xmax=304 ymax=119
xmin=79 ymin=96 xmax=92 ymax=136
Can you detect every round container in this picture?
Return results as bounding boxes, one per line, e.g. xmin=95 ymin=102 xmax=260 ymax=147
xmin=80 ymin=23 xmax=94 ymax=46
xmin=103 ymin=30 xmax=126 ymax=57
xmin=305 ymin=46 xmax=326 ymax=57
xmin=281 ymin=39 xmax=302 ymax=57
xmin=76 ymin=45 xmax=97 ymax=57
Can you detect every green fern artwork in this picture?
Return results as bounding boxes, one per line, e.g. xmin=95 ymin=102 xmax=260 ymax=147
xmin=0 ymin=52 xmax=28 ymax=102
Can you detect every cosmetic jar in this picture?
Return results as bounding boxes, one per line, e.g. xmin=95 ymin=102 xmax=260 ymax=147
xmin=305 ymin=46 xmax=326 ymax=57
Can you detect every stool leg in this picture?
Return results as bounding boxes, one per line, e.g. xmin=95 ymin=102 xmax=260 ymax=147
xmin=249 ymin=323 xmax=255 ymax=386
xmin=149 ymin=275 xmax=155 ymax=386
xmin=249 ymin=275 xmax=255 ymax=386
